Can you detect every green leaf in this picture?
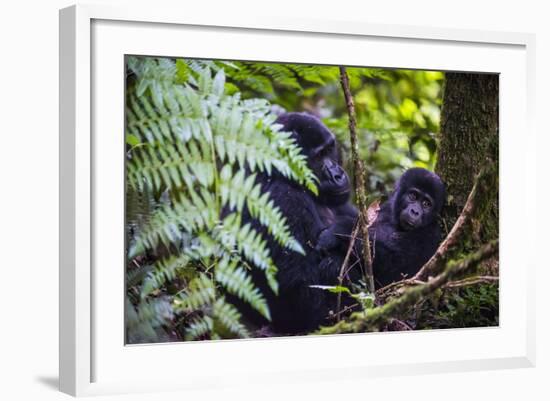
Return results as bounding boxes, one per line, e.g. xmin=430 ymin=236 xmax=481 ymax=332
xmin=126 ymin=134 xmax=141 ymax=147
xmin=310 ymin=285 xmax=351 ymax=294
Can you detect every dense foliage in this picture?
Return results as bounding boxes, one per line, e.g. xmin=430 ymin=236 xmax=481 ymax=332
xmin=125 ymin=56 xmax=497 ymax=342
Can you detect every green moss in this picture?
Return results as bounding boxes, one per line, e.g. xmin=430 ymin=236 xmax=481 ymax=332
xmin=416 ymin=284 xmax=499 ymax=329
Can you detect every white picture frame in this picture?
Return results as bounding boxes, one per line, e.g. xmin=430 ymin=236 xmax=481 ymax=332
xmin=59 ymin=3 xmax=536 ymax=397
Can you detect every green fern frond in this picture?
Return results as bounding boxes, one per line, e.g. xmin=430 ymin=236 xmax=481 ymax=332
xmin=176 ymin=59 xmax=236 ymax=87
xmin=218 ymin=167 xmax=256 ymax=211
xmin=126 ymin=263 xmax=152 ymax=288
xmin=215 ymin=256 xmax=271 ymax=320
xmin=219 ymin=166 xmax=304 ymax=254
xmin=126 ymin=297 xmax=174 ymax=343
xmin=127 ymin=133 xmax=214 ymax=192
xmin=216 ymin=213 xmax=278 ymax=294
xmin=210 ymin=100 xmax=318 ymax=193
xmin=126 ymin=58 xmax=322 ymax=341
xmin=128 ymin=64 xmax=317 ymax=195
xmin=226 ymin=62 xmax=307 ymax=92
xmin=130 ymin=56 xmax=226 ymax=93
xmin=174 ymin=274 xmax=216 ymax=312
xmin=260 ymin=122 xmax=319 ymax=193
xmin=244 ymin=186 xmax=304 ymax=254
xmin=128 ymin=66 xmax=317 ymax=195
xmin=140 ymin=254 xmax=191 ymax=298
xmin=129 ymin=188 xmax=218 ymax=258
xmin=348 ymin=67 xmax=391 ymax=81
xmin=288 ymin=64 xmax=336 ymax=85
xmin=250 ymin=63 xmax=301 ymax=90
xmin=127 ymin=87 xmax=209 ymax=145
xmin=245 ymin=76 xmax=274 ymax=94
xmin=136 ymin=297 xmax=174 ymax=326
xmin=128 ymin=57 xmax=177 ymax=97
xmin=184 ymin=315 xmax=214 ymax=341
xmin=213 ymin=298 xmax=250 ymax=338
xmin=223 ymin=61 xmax=391 ymax=102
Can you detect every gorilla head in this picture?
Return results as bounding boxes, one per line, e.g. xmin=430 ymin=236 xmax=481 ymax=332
xmin=370 ymin=168 xmax=446 ymax=288
xmin=391 ymin=168 xmax=445 ymax=231
xmin=276 ymin=112 xmax=351 ymax=206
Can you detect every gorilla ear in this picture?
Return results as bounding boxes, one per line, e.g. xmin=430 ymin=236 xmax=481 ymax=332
xmin=275 ymin=112 xmax=290 ymax=128
xmin=274 ymin=113 xmax=300 ymax=143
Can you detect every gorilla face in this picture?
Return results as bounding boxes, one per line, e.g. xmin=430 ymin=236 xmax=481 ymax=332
xmin=392 ymin=168 xmax=445 ymax=231
xmin=312 ymin=138 xmax=350 ymax=205
xmin=398 ymin=187 xmax=436 ymax=230
xmin=276 ymin=112 xmax=351 ymax=206
xmin=369 ymin=168 xmax=445 ymax=288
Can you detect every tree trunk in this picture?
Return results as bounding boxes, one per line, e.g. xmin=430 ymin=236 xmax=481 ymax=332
xmin=435 ymin=73 xmax=499 ymax=246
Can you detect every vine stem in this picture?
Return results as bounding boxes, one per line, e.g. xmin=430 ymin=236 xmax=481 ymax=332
xmin=339 ymin=66 xmax=375 ymax=295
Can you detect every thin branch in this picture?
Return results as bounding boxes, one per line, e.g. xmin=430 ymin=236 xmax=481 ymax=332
xmin=375 ymin=279 xmax=423 ymax=300
xmin=339 ymin=66 xmax=375 ymax=294
xmin=443 ymin=275 xmax=499 ymax=289
xmin=328 ymin=302 xmax=360 ymax=321
xmin=318 ymin=240 xmax=498 ymax=334
xmin=386 ymin=318 xmax=413 ymax=331
xmin=336 ymin=221 xmax=361 ymax=321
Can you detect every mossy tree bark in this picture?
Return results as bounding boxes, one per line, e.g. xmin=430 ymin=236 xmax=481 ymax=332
xmin=435 ymin=73 xmax=499 ymax=247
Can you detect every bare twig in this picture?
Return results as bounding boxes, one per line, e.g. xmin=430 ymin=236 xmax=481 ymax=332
xmin=375 ymin=279 xmax=425 ymax=300
xmin=339 ymin=66 xmax=375 ymax=294
xmin=328 ymin=302 xmax=360 ymax=321
xmin=386 ymin=318 xmax=413 ymax=331
xmin=338 ymin=223 xmax=362 ymax=283
xmin=336 ymin=221 xmax=361 ymax=321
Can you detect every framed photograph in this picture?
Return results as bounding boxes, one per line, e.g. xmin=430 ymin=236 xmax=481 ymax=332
xmin=59 ymin=4 xmax=536 ymax=397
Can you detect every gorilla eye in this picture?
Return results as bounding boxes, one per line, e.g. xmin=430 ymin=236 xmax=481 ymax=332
xmin=408 ymin=192 xmax=417 ymax=201
xmin=322 ymin=142 xmax=335 ymax=156
xmin=422 ymin=200 xmax=432 ymax=209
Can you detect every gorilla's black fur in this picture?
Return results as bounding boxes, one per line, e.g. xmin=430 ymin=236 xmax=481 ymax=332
xmin=241 ymin=113 xmax=445 ymax=333
xmin=243 ymin=112 xmax=361 ymax=334
xmin=369 ymin=168 xmax=446 ymax=288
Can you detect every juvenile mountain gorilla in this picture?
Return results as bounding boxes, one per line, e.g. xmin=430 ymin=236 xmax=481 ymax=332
xmin=369 ymin=168 xmax=445 ymax=288
xmin=244 ymin=112 xmax=360 ymax=334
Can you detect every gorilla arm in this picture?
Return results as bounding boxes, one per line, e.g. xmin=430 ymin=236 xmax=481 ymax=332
xmin=315 ymin=203 xmax=359 ymax=253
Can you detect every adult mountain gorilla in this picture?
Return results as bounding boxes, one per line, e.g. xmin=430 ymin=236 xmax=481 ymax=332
xmin=369 ymin=168 xmax=445 ymax=288
xmin=245 ymin=112 xmax=361 ymax=334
